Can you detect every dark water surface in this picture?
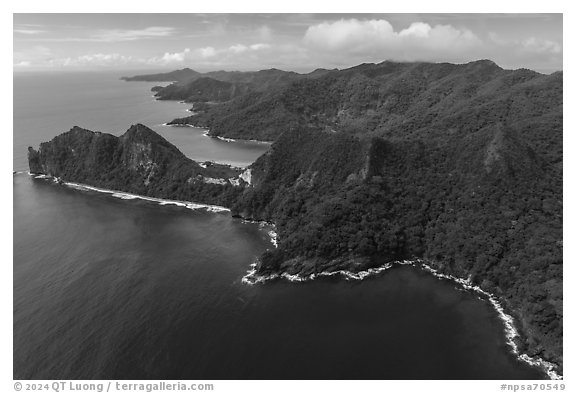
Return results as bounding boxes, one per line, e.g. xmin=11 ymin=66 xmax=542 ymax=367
xmin=13 ymin=72 xmax=546 ymax=379
xmin=13 ymin=174 xmax=545 ymax=380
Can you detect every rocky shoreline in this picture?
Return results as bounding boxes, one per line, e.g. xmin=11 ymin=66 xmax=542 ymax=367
xmin=32 ymin=60 xmax=563 ymax=378
xmin=241 ymin=257 xmax=562 ymax=380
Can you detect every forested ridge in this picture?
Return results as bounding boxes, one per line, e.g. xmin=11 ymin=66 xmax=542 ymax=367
xmin=228 ymin=124 xmax=561 ymax=371
xmin=28 ymin=124 xmax=244 ymax=207
xmin=35 ymin=59 xmax=562 ymax=374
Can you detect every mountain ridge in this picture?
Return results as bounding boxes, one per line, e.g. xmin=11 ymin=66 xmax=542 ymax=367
xmin=33 ymin=59 xmax=563 ymax=376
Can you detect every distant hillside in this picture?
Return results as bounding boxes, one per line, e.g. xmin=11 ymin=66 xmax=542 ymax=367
xmin=123 ymin=67 xmax=336 ymax=104
xmin=162 ymin=61 xmax=562 ymax=172
xmin=121 ymin=68 xmax=202 ymax=83
xmin=154 ymin=77 xmax=251 ymax=102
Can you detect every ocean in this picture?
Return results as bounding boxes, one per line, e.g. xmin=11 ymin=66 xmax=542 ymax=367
xmin=13 ymin=71 xmax=547 ymax=379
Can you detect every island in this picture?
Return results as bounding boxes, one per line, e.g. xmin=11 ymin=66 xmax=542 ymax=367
xmin=32 ymin=59 xmax=563 ymax=376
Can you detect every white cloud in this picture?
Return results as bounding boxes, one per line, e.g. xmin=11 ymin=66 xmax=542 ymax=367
xmin=14 ymin=61 xmax=31 ymax=67
xmin=521 ymin=37 xmax=562 ymax=54
xmin=149 ymin=43 xmax=272 ymax=66
xmin=229 ymin=44 xmax=248 ymax=54
xmin=305 ymin=19 xmax=394 ymax=51
xmin=47 ymin=53 xmax=146 ymax=68
xmin=198 ymin=47 xmax=217 ymax=58
xmin=22 ymin=26 xmax=176 ymax=43
xmin=14 ymin=29 xmax=46 ymax=35
xmin=151 ymin=46 xmax=217 ymax=65
xmin=303 ymin=18 xmax=481 ymax=61
xmin=159 ymin=48 xmax=191 ymax=63
xmin=90 ymin=26 xmax=175 ymax=42
xmin=249 ymin=43 xmax=270 ymax=51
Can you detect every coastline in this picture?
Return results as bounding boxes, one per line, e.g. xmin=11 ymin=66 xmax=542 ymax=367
xmin=160 ymin=122 xmax=273 ymax=145
xmin=239 ymin=219 xmax=278 ymax=249
xmin=20 ymin=170 xmax=280 ymax=249
xmin=241 ymin=257 xmax=562 ymax=380
xmin=20 ymin=169 xmax=561 ymax=379
xmin=24 ymin=172 xmax=231 ymax=214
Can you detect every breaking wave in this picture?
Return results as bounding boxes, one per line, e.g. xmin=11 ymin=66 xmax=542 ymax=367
xmin=30 ymin=174 xmax=230 ymax=213
xmin=241 ymin=257 xmax=562 ymax=380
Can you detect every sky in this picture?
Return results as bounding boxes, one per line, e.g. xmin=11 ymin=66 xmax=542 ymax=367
xmin=13 ymin=13 xmax=563 ymax=73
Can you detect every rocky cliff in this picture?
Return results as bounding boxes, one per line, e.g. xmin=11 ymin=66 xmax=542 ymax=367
xmin=27 ymin=124 xmax=247 ymax=207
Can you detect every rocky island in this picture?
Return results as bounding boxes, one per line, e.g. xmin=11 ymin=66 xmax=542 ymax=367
xmin=31 ymin=60 xmax=562 ymax=376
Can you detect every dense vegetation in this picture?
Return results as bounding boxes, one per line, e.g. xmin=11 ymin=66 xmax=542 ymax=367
xmin=228 ymin=124 xmax=561 ymax=370
xmin=38 ymin=60 xmax=563 ymax=374
xmin=155 ymin=77 xmax=252 ymax=103
xmin=28 ymin=124 xmax=244 ymax=207
xmin=160 ymin=61 xmax=562 ymax=163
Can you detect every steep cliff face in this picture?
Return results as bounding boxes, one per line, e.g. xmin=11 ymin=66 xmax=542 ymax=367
xmin=27 ymin=124 xmax=247 ymax=207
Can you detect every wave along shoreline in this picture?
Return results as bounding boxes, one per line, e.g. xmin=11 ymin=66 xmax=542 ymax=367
xmin=26 ymin=172 xmax=230 ymax=213
xmin=23 ymin=172 xmax=279 ymax=247
xmin=241 ymin=257 xmax=562 ymax=380
xmin=18 ymin=172 xmax=560 ymax=379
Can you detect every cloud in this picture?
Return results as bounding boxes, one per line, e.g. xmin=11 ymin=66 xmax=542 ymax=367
xmin=521 ymin=37 xmax=562 ymax=54
xmin=14 ymin=29 xmax=46 ymax=35
xmin=21 ymin=26 xmax=176 ymax=42
xmin=484 ymin=32 xmax=562 ymax=70
xmin=13 ymin=45 xmax=54 ymax=67
xmin=249 ymin=43 xmax=270 ymax=51
xmin=198 ymin=47 xmax=217 ymax=58
xmin=229 ymin=44 xmax=249 ymax=54
xmin=40 ymin=53 xmax=146 ymax=68
xmin=91 ymin=26 xmax=175 ymax=42
xmin=15 ymin=43 xmax=266 ymax=69
xmin=14 ymin=61 xmax=31 ymax=67
xmin=300 ymin=18 xmax=562 ymax=72
xmin=303 ymin=19 xmax=481 ymax=61
xmin=150 ymin=43 xmax=272 ymax=66
xmin=151 ymin=46 xmax=217 ymax=65
xmin=489 ymin=33 xmax=562 ymax=55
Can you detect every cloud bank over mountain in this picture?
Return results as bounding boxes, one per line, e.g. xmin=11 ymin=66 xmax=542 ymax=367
xmin=13 ymin=14 xmax=562 ymax=73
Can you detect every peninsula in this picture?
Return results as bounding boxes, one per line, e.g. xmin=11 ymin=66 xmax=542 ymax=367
xmin=31 ymin=60 xmax=563 ymax=375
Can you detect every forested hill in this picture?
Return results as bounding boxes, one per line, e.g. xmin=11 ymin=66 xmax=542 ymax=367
xmin=27 ymin=124 xmax=245 ymax=207
xmin=230 ymin=122 xmax=562 ymax=373
xmin=161 ymin=61 xmax=561 ymax=171
xmin=122 ymin=67 xmax=315 ymax=102
xmin=120 ymin=68 xmax=202 ymax=83
xmin=40 ymin=59 xmax=562 ymax=375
